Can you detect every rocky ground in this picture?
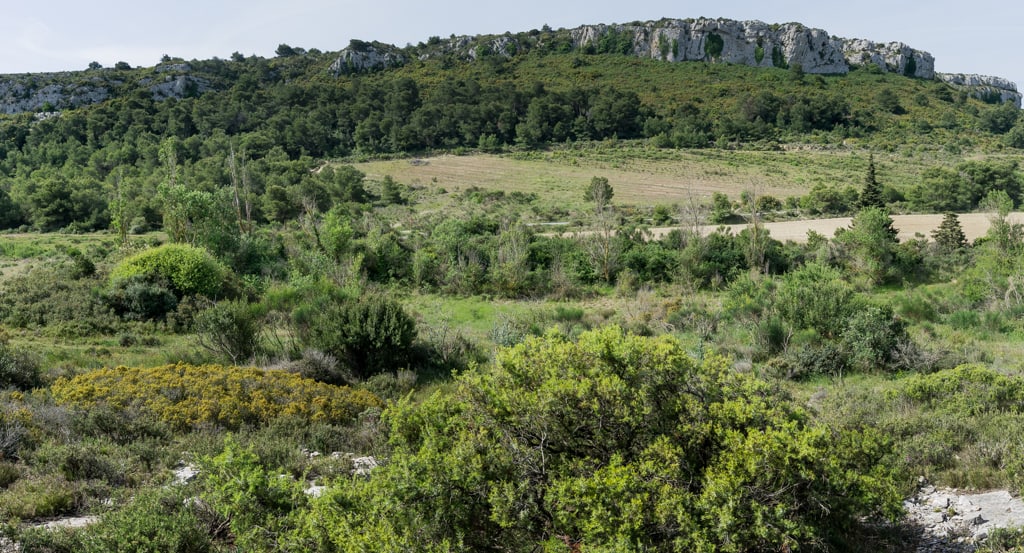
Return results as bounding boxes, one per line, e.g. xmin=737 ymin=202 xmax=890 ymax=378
xmin=905 ymin=479 xmax=1024 ymax=552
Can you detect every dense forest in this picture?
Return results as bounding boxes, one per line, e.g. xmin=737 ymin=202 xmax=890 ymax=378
xmin=2 ymin=27 xmax=1024 ymax=552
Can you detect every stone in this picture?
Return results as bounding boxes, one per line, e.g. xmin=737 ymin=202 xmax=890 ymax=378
xmin=937 ymin=73 xmax=1022 ymax=108
xmin=172 ymin=461 xmax=200 ymax=484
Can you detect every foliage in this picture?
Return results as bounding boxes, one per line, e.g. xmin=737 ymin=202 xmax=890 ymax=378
xmin=50 ymin=363 xmax=383 ymax=431
xmin=106 ymin=273 xmax=179 ymax=321
xmin=193 ymin=299 xmax=265 ymax=364
xmin=110 ymin=243 xmax=232 ymax=299
xmin=294 ymin=295 xmax=417 ymax=379
xmin=909 ymin=160 xmax=1022 ymax=212
xmin=17 ymin=486 xmax=220 ymax=553
xmin=199 ymin=438 xmax=307 ymax=551
xmin=0 ymin=263 xmax=117 ymax=336
xmin=299 ymin=327 xmax=901 ymax=551
xmin=931 ymin=212 xmax=967 ymax=253
xmin=0 ymin=342 xmax=42 ymax=390
xmin=776 ymin=263 xmax=855 ymax=338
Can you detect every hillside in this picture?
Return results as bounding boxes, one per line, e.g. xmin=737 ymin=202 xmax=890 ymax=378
xmin=0 ymin=17 xmax=1020 ymax=233
xmin=5 ymin=17 xmax=1024 ymax=553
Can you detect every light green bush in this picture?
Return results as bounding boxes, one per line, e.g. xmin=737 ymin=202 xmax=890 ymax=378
xmin=110 ymin=243 xmax=231 ymax=299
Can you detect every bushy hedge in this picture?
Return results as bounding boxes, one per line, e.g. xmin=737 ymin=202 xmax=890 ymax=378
xmin=50 ymin=363 xmax=383 ymax=431
xmin=109 ymin=244 xmax=231 ymax=299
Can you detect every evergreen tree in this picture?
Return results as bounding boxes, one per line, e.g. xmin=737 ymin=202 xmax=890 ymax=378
xmin=859 ymin=153 xmax=885 ymax=209
xmin=931 ymin=212 xmax=967 ymax=252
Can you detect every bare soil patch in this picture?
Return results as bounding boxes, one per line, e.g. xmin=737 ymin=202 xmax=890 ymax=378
xmin=645 ymin=212 xmax=1024 ymax=243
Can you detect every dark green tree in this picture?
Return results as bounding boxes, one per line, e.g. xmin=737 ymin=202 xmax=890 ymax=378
xmin=859 ymin=153 xmax=885 ymax=209
xmin=931 ymin=212 xmax=967 ymax=253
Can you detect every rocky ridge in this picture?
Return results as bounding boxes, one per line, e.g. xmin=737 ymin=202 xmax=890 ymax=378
xmin=333 ymin=17 xmax=1020 ymax=107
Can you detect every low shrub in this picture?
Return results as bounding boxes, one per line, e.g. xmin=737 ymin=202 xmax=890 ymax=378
xmin=294 ymin=295 xmax=417 ymax=379
xmin=0 ymin=474 xmax=77 ymax=520
xmin=105 ymin=274 xmax=178 ymax=321
xmin=193 ymin=300 xmax=265 ymax=364
xmin=50 ymin=363 xmax=384 ymax=432
xmin=893 ymin=364 xmax=1024 ymax=416
xmin=0 ymin=343 xmax=42 ymax=390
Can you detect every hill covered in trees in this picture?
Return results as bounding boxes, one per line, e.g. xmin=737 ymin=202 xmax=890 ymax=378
xmin=0 ymin=17 xmax=1021 ymax=233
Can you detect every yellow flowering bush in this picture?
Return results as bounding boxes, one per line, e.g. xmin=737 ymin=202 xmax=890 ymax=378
xmin=50 ymin=363 xmax=383 ymax=431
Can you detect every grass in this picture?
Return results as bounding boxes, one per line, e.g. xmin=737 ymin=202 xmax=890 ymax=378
xmin=353 ymin=141 xmax=1001 ymax=216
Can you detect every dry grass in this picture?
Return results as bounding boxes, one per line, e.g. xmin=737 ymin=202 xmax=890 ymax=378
xmin=352 ymin=145 xmax=978 ymax=210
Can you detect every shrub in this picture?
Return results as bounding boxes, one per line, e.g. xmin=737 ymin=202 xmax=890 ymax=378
xmin=295 ymin=295 xmax=416 ymax=379
xmin=840 ymin=304 xmax=910 ymax=372
xmin=894 ymin=364 xmax=1024 ymax=416
xmin=17 ymin=486 xmax=218 ymax=553
xmin=109 ymin=243 xmax=231 ymax=299
xmin=285 ymin=349 xmax=353 ymax=386
xmin=105 ymin=273 xmax=179 ymax=321
xmin=193 ymin=300 xmax=265 ymax=364
xmin=304 ymin=327 xmax=900 ymax=551
xmin=0 ymin=343 xmax=42 ymax=390
xmin=0 ymin=265 xmax=117 ymax=336
xmin=50 ymin=363 xmax=383 ymax=431
xmin=0 ymin=474 xmax=77 ymax=520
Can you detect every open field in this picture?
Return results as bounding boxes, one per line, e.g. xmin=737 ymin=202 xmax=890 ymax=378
xmin=353 ymin=145 xmax=1011 ymax=209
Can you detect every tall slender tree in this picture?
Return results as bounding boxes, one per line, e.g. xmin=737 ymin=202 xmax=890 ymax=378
xmin=859 ymin=153 xmax=885 ymax=209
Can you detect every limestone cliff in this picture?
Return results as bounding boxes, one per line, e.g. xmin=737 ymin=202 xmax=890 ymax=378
xmin=567 ymin=19 xmax=932 ymax=77
xmin=937 ymin=73 xmax=1021 ymax=108
xmin=332 ymin=17 xmax=1019 ymax=108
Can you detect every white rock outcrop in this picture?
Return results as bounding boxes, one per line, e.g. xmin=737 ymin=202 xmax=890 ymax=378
xmin=905 ymin=482 xmax=1024 ymax=552
xmin=937 ymin=73 xmax=1022 ymax=108
xmin=330 ymin=43 xmax=406 ymax=75
xmin=566 ymin=18 xmax=934 ymax=77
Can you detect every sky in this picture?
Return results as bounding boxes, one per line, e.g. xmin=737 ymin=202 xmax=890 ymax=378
xmin=0 ymin=1 xmax=1021 ymax=90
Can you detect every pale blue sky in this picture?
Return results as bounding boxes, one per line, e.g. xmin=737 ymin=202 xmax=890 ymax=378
xmin=1 ymin=1 xmax=1021 ymax=89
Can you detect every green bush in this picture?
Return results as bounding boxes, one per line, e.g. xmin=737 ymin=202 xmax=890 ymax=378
xmin=840 ymin=304 xmax=909 ymax=372
xmin=299 ymin=327 xmax=901 ymax=551
xmin=193 ymin=299 xmax=265 ymax=364
xmin=17 ymin=486 xmax=218 ymax=553
xmin=0 ymin=474 xmax=77 ymax=520
xmin=109 ymin=243 xmax=231 ymax=299
xmin=105 ymin=273 xmax=179 ymax=321
xmin=295 ymin=295 xmax=417 ymax=379
xmin=0 ymin=343 xmax=42 ymax=390
xmin=0 ymin=264 xmax=117 ymax=336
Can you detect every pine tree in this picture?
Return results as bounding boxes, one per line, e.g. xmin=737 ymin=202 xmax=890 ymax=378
xmin=859 ymin=153 xmax=885 ymax=209
xmin=931 ymin=212 xmax=967 ymax=252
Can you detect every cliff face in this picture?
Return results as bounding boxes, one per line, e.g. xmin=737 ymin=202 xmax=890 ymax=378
xmin=937 ymin=73 xmax=1021 ymax=107
xmin=568 ymin=19 xmax=934 ymax=78
xmin=332 ymin=17 xmax=1019 ymax=108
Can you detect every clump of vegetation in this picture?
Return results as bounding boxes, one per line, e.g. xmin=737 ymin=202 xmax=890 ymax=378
xmin=109 ymin=244 xmax=232 ymax=299
xmin=50 ymin=363 xmax=383 ymax=431
xmin=299 ymin=327 xmax=900 ymax=551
